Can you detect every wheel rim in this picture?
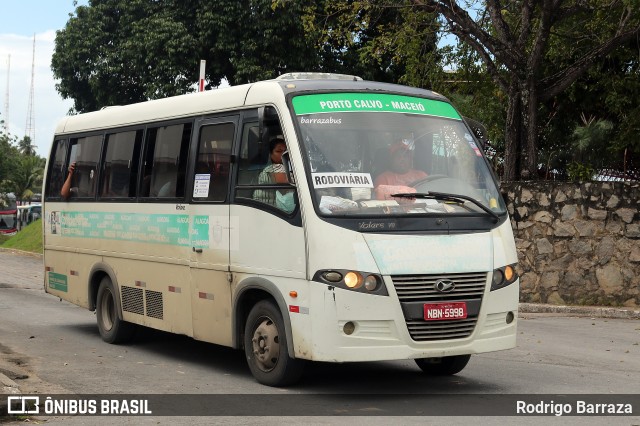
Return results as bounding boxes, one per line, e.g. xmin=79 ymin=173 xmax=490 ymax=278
xmin=250 ymin=316 xmax=280 ymax=372
xmin=100 ymin=288 xmax=115 ymax=332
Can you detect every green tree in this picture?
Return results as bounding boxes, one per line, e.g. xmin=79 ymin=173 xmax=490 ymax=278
xmin=306 ymin=1 xmax=639 ymax=180
xmin=0 ymin=131 xmax=20 ymax=195
xmin=52 ymin=0 xmax=200 ymax=112
xmin=4 ymin=156 xmax=45 ymax=204
xmin=17 ymin=136 xmax=36 ymax=156
xmin=541 ymin=34 xmax=640 ymax=178
xmin=52 ymin=0 xmax=324 ymax=112
xmin=418 ymin=0 xmax=639 ymax=180
xmin=197 ymin=0 xmax=321 ymax=86
xmin=298 ymin=1 xmax=440 ymax=85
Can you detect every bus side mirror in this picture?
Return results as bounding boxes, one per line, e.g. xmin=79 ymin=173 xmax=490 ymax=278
xmin=464 ymin=117 xmax=488 ymax=150
xmin=282 ymin=151 xmax=295 ymax=184
xmin=258 ymin=106 xmax=265 ymax=144
xmin=257 ymin=106 xmax=280 ymax=144
xmin=501 ymin=191 xmax=510 ymax=206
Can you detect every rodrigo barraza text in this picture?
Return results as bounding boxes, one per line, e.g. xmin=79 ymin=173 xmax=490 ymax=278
xmin=516 ymin=400 xmax=633 ymax=416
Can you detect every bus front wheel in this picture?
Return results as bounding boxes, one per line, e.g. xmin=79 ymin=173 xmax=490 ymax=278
xmin=415 ymin=355 xmax=471 ymax=376
xmin=244 ymin=300 xmax=304 ymax=387
xmin=96 ymin=277 xmax=135 ymax=344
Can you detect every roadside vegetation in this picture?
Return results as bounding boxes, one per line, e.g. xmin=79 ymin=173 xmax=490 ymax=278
xmin=0 ymin=219 xmax=43 ymax=254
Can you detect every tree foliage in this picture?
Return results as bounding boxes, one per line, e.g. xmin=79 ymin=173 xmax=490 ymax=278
xmin=304 ymin=1 xmax=639 ymax=180
xmin=8 ymin=156 xmax=45 ymax=203
xmin=415 ymin=0 xmax=640 ymax=180
xmin=51 ymin=0 xmax=640 ymax=181
xmin=52 ymin=0 xmax=323 ymax=111
xmin=297 ymin=1 xmax=440 ymax=85
xmin=1 ymin=120 xmax=45 ymax=202
xmin=53 ymin=0 xmax=439 ymax=112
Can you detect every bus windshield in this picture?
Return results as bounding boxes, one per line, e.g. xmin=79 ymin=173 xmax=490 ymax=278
xmin=292 ymin=93 xmax=505 ymax=218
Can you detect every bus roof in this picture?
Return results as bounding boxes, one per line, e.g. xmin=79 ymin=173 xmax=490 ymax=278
xmin=54 ymin=75 xmax=448 ymax=136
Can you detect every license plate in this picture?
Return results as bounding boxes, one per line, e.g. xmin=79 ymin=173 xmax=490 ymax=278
xmin=423 ymin=302 xmax=467 ymax=321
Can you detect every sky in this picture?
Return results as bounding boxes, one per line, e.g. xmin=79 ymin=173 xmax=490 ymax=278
xmin=0 ymin=0 xmax=87 ymax=157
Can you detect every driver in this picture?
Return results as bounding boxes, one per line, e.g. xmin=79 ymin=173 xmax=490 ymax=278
xmin=374 ymin=139 xmax=427 ymax=187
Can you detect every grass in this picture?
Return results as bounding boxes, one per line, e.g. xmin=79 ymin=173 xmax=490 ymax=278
xmin=0 ymin=219 xmax=43 ymax=253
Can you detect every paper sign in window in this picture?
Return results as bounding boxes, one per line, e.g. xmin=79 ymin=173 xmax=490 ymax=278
xmin=193 ymin=174 xmax=211 ymax=197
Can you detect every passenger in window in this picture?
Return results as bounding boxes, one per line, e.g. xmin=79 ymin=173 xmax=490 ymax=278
xmin=157 ymin=181 xmax=175 ymax=197
xmin=374 ymin=139 xmax=427 ymax=200
xmin=60 ymin=162 xmax=78 ymax=200
xmin=253 ymin=137 xmax=295 ymax=212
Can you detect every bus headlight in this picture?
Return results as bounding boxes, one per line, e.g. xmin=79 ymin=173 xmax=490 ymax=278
xmin=491 ymin=264 xmax=518 ymax=291
xmin=313 ymin=270 xmax=388 ymax=296
xmin=344 ymin=272 xmax=363 ymax=288
xmin=364 ymin=275 xmax=379 ymax=291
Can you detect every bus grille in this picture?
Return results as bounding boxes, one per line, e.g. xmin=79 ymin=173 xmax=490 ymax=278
xmin=145 ymin=290 xmax=164 ymax=320
xmin=405 ymin=318 xmax=477 ymax=341
xmin=391 ymin=273 xmax=487 ymax=342
xmin=122 ymin=286 xmax=144 ymax=315
xmin=392 ymin=272 xmax=487 ymax=301
xmin=121 ymin=286 xmax=164 ymax=320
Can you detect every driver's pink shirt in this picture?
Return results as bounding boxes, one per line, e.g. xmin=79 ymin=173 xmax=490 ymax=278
xmin=374 ymin=169 xmax=427 ymax=187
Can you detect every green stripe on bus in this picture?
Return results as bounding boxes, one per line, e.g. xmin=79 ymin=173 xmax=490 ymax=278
xmin=292 ymin=93 xmax=461 ymax=120
xmin=59 ymin=211 xmax=210 ymax=247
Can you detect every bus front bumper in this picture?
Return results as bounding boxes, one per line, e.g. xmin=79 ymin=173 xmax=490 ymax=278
xmin=291 ymin=279 xmax=519 ymax=362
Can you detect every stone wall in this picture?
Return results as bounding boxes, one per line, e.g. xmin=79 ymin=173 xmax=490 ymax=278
xmin=501 ymin=181 xmax=639 ymax=307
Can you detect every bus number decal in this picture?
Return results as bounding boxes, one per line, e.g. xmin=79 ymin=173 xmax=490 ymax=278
xmin=48 ymin=272 xmax=68 ymax=292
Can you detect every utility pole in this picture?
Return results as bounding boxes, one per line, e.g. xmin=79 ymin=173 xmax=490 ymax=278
xmin=2 ymin=54 xmax=9 ymax=135
xmin=25 ymin=34 xmax=36 ymax=144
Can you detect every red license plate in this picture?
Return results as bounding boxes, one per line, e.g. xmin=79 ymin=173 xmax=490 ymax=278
xmin=423 ymin=302 xmax=467 ymax=321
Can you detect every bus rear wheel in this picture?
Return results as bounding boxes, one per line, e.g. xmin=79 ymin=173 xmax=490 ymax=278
xmin=244 ymin=300 xmax=304 ymax=387
xmin=415 ymin=355 xmax=471 ymax=376
xmin=96 ymin=277 xmax=135 ymax=344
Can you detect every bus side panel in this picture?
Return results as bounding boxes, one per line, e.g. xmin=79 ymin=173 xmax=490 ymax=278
xmin=44 ymin=249 xmax=96 ymax=309
xmin=105 ymin=257 xmax=193 ymax=336
xmin=228 ymin=205 xmax=307 ymax=356
xmin=191 ymin=268 xmax=232 ymax=346
xmin=43 ymin=203 xmax=195 ymax=337
xmin=228 ymin=206 xmax=306 ymax=279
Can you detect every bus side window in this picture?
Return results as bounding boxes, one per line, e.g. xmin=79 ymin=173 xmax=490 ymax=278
xmin=140 ymin=123 xmax=192 ymax=199
xmin=45 ymin=139 xmax=69 ymax=199
xmin=236 ymin=123 xmax=265 ymax=185
xmin=192 ymin=123 xmax=234 ymax=202
xmin=70 ymin=135 xmax=102 ymax=198
xmin=100 ymin=130 xmax=142 ymax=199
xmin=235 ymin=121 xmax=297 ymax=214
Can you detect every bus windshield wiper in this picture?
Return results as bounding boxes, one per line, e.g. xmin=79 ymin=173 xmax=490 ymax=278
xmin=391 ymin=191 xmax=500 ymax=223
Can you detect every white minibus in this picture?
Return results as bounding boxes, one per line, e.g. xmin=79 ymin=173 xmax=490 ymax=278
xmin=43 ymin=73 xmax=519 ymax=386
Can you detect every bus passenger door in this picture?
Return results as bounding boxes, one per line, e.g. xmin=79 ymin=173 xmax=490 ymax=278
xmin=230 ymin=116 xmax=306 ymax=279
xmin=189 ymin=116 xmax=237 ymax=346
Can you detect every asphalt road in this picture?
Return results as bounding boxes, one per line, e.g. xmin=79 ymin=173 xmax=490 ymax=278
xmin=0 ymin=249 xmax=639 ymax=425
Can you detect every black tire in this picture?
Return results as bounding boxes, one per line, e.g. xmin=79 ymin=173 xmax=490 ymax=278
xmin=415 ymin=355 xmax=471 ymax=376
xmin=96 ymin=277 xmax=135 ymax=344
xmin=244 ymin=300 xmax=304 ymax=387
